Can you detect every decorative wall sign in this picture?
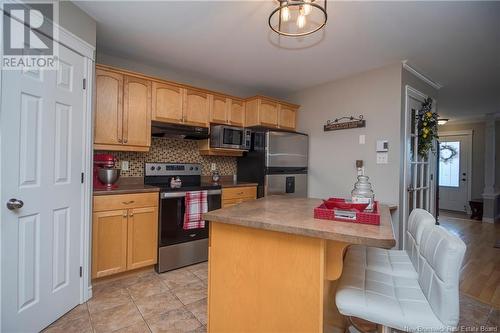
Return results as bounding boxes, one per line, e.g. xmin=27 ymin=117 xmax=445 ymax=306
xmin=324 ymin=115 xmax=365 ymax=131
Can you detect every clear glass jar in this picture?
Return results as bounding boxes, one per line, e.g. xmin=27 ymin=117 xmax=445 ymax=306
xmin=351 ymin=175 xmax=375 ymax=212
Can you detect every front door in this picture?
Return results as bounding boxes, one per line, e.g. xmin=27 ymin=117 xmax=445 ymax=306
xmin=1 ymin=44 xmax=86 ymax=332
xmin=402 ymin=86 xmax=437 ymax=249
xmin=438 ymin=134 xmax=471 ymax=212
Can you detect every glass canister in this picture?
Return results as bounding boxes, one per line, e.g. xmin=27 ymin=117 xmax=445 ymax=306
xmin=351 ymin=175 xmax=375 ymax=212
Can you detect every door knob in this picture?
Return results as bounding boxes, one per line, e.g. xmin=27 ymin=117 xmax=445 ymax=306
xmin=462 ymin=178 xmax=466 ymax=181
xmin=6 ymin=198 xmax=24 ymax=210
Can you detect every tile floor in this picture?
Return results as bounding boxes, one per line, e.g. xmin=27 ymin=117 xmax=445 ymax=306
xmin=46 ymin=212 xmax=499 ymax=333
xmin=44 ymin=262 xmax=208 ymax=333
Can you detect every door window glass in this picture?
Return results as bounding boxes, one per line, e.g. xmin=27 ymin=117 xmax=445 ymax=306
xmin=439 ymin=141 xmax=460 ymax=187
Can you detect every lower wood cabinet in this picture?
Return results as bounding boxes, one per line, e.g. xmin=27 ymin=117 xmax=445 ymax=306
xmin=222 ymin=186 xmax=257 ymax=208
xmin=92 ymin=192 xmax=158 ymax=279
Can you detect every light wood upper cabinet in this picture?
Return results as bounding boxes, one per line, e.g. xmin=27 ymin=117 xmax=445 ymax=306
xmin=228 ymin=99 xmax=245 ymax=126
xmin=184 ymin=89 xmax=209 ymax=126
xmin=127 ymin=207 xmax=158 ymax=270
xmin=94 ymin=66 xmax=151 ymax=152
xmin=92 ymin=193 xmax=159 ymax=279
xmin=152 ymin=81 xmax=184 ymax=124
xmin=210 ymin=94 xmax=229 ymax=125
xmin=94 ymin=69 xmax=123 ymax=146
xmin=278 ymin=104 xmax=297 ymax=130
xmin=123 ymin=75 xmax=151 ymax=148
xmin=94 ymin=66 xmax=300 ymax=145
xmin=245 ymin=96 xmax=298 ymax=130
xmin=92 ymin=209 xmax=128 ymax=279
xmin=260 ymin=100 xmax=279 ymax=127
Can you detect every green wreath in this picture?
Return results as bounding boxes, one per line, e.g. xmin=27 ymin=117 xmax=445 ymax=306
xmin=439 ymin=144 xmax=458 ymax=163
xmin=416 ymin=98 xmax=439 ymax=158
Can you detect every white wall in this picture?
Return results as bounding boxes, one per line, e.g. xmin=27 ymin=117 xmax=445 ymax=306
xmin=96 ymin=53 xmax=259 ymax=98
xmin=288 ymin=64 xmax=403 ymax=240
xmin=59 ymin=1 xmax=96 ymax=47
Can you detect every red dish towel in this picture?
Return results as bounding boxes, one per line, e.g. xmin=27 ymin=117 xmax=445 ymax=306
xmin=183 ymin=190 xmax=208 ymax=230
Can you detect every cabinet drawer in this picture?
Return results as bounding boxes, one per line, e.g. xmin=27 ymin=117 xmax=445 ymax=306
xmin=222 ymin=197 xmax=255 ymax=208
xmin=222 ymin=186 xmax=257 ymax=201
xmin=93 ymin=192 xmax=158 ymax=211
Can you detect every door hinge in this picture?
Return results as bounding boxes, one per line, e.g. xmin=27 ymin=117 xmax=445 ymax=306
xmin=79 ymin=266 xmax=83 ymax=277
xmin=81 ymin=172 xmax=84 ymax=184
xmin=83 ymin=78 xmax=86 ymax=90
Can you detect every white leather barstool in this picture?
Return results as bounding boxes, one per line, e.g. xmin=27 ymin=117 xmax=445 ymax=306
xmin=344 ymin=209 xmax=435 ymax=279
xmin=336 ymin=216 xmax=466 ymax=333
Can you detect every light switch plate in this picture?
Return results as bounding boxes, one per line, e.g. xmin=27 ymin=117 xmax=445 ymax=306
xmin=376 ymin=152 xmax=388 ymax=164
xmin=359 ymin=135 xmax=366 ymax=145
xmin=121 ymin=160 xmax=129 ymax=171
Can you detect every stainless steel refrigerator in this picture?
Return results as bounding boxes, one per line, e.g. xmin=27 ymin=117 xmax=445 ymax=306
xmin=237 ymin=130 xmax=308 ymax=198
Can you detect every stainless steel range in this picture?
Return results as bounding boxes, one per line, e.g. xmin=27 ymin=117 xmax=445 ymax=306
xmin=144 ymin=162 xmax=221 ymax=273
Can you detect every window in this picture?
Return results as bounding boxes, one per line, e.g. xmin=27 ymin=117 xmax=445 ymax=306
xmin=439 ymin=141 xmax=460 ymax=187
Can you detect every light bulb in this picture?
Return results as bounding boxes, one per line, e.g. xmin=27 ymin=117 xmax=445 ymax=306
xmin=297 ymin=14 xmax=306 ymax=29
xmin=281 ymin=6 xmax=290 ymax=22
xmin=301 ymin=0 xmax=312 ymax=16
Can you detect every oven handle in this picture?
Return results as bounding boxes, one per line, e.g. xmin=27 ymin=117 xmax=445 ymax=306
xmin=160 ymin=189 xmax=221 ymax=199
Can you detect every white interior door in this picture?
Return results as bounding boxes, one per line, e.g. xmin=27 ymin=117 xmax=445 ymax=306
xmin=1 ymin=44 xmax=86 ymax=332
xmin=438 ymin=134 xmax=471 ymax=213
xmin=401 ymin=87 xmax=437 ymax=249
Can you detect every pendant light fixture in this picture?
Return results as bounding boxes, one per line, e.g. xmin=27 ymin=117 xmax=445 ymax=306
xmin=269 ymin=0 xmax=328 ymax=37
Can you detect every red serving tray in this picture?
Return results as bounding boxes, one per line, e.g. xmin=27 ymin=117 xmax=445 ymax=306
xmin=314 ymin=197 xmax=380 ymax=225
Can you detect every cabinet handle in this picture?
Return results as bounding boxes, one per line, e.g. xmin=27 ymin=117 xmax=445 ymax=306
xmin=237 ymin=192 xmax=244 ymax=195
xmin=123 ymin=139 xmax=128 ymax=143
xmin=123 ymin=213 xmax=127 ymax=217
xmin=118 ymin=138 xmax=122 ymax=143
xmin=122 ymin=200 xmax=135 ymax=205
xmin=129 ymin=213 xmax=134 ymax=217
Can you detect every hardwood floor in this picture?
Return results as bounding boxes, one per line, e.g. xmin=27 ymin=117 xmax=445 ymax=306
xmin=439 ymin=211 xmax=500 ymax=308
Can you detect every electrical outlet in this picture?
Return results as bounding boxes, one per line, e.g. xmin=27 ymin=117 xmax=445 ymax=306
xmin=210 ymin=163 xmax=217 ymax=171
xmin=376 ymin=152 xmax=388 ymax=164
xmin=121 ymin=160 xmax=129 ymax=171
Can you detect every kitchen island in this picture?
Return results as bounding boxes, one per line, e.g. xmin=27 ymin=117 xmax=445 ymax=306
xmin=203 ymin=196 xmax=396 ymax=333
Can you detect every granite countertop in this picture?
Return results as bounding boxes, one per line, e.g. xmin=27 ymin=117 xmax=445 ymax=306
xmin=93 ymin=177 xmax=160 ymax=196
xmin=203 ymin=196 xmax=396 ymax=248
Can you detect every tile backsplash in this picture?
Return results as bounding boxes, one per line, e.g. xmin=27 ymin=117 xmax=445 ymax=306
xmin=97 ymin=137 xmax=237 ymax=177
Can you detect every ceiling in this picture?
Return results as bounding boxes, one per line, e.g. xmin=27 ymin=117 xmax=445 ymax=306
xmin=75 ymin=1 xmax=500 ymax=120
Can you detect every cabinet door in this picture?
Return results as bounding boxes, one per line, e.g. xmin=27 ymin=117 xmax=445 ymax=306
xmin=229 ymin=99 xmax=245 ymax=126
xmin=92 ymin=210 xmax=128 ymax=278
xmin=259 ymin=99 xmax=279 ymax=127
xmin=94 ymin=69 xmax=123 ymax=145
xmin=123 ymin=75 xmax=151 ymax=148
xmin=278 ymin=105 xmax=296 ymax=130
xmin=127 ymin=207 xmax=158 ymax=270
xmin=184 ymin=89 xmax=209 ymax=127
xmin=210 ymin=95 xmax=228 ymax=124
xmin=152 ymin=81 xmax=184 ymax=124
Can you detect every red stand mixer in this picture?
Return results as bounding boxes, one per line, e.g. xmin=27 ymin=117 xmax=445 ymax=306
xmin=93 ymin=153 xmax=120 ymax=189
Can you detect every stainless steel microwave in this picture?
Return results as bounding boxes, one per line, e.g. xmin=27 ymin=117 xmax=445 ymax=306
xmin=210 ymin=125 xmax=251 ymax=150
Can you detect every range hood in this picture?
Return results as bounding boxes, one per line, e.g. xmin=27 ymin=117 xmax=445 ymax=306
xmin=151 ymin=121 xmax=209 ymax=140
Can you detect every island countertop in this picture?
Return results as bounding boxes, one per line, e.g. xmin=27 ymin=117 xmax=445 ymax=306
xmin=203 ymin=195 xmax=396 ymax=248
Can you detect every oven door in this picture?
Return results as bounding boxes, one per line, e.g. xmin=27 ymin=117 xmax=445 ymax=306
xmin=158 ymin=189 xmax=221 ymax=247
